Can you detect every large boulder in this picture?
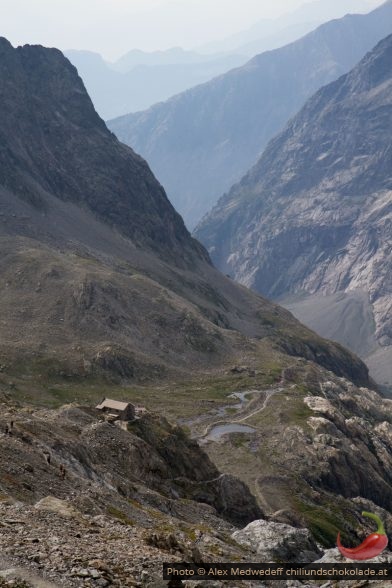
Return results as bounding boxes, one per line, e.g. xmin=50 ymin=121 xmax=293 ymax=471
xmin=34 ymin=496 xmax=83 ymax=520
xmin=317 ymin=547 xmax=392 ymax=564
xmin=232 ymin=519 xmax=322 ymax=562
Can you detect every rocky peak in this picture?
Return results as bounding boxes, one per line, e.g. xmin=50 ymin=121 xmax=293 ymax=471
xmin=0 ymin=36 xmax=12 ymax=51
xmin=347 ymin=32 xmax=392 ymax=90
xmin=0 ymin=38 xmax=206 ymax=265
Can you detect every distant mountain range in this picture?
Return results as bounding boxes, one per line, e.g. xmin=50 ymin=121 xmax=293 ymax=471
xmin=195 ymin=33 xmax=392 ymax=387
xmin=112 ymin=46 xmax=227 ymax=72
xmin=66 ymin=1 xmax=377 ymax=122
xmin=65 ymin=49 xmax=247 ymax=119
xmin=109 ymin=0 xmax=392 ymax=229
xmin=199 ymin=0 xmax=376 ymax=56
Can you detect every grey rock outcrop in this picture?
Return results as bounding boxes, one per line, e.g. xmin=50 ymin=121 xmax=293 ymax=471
xmin=232 ymin=519 xmax=322 ymax=562
xmin=0 ymin=404 xmax=261 ymax=527
xmin=34 ymin=497 xmax=83 ymax=520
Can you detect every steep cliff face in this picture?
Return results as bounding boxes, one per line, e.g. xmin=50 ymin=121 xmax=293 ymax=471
xmin=0 ymin=37 xmax=203 ymax=264
xmin=0 ymin=404 xmax=260 ymax=526
xmin=195 ymin=34 xmax=392 ymax=384
xmin=0 ymin=37 xmax=371 ymax=388
xmin=0 ymin=401 xmax=264 ymax=586
xmin=109 ymin=1 xmax=392 ymax=228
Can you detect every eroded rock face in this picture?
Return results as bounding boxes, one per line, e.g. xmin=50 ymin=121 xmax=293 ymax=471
xmin=232 ymin=519 xmax=322 ymax=562
xmin=196 ymin=34 xmax=392 ymax=382
xmin=207 ymin=474 xmax=262 ymax=527
xmin=0 ymin=405 xmax=261 ymax=528
xmin=255 ymin=369 xmax=392 ymax=540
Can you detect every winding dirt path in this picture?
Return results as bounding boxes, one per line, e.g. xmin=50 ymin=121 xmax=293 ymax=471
xmin=231 ymin=388 xmax=281 ymax=423
xmin=200 ymin=387 xmax=282 ymax=439
xmin=194 ymin=365 xmax=297 ymax=511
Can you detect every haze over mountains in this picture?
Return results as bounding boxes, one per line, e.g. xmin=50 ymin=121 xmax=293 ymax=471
xmin=112 ymin=46 xmax=230 ymax=72
xmin=196 ymin=34 xmax=392 ymax=387
xmin=199 ymin=0 xmax=376 ymax=55
xmin=65 ymin=48 xmax=247 ymax=120
xmin=65 ymin=0 xmax=378 ymax=122
xmin=109 ymin=0 xmax=392 ymax=229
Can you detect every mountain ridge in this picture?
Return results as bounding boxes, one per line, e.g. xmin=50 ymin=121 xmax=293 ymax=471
xmin=65 ymin=48 xmax=247 ymax=119
xmin=197 ymin=0 xmax=376 ymax=55
xmin=0 ymin=37 xmax=205 ymax=266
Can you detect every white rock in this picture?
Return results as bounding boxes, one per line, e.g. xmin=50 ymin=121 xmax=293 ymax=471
xmin=34 ymin=496 xmax=83 ymax=520
xmin=232 ymin=519 xmax=322 ymax=563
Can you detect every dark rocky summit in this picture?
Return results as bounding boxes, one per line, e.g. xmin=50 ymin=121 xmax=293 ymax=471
xmin=0 ymin=37 xmax=201 ymax=264
xmin=195 ymin=33 xmax=392 ymax=385
xmin=109 ymin=1 xmax=392 ymax=228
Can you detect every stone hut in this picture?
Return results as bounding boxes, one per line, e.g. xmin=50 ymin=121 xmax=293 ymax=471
xmin=95 ymin=398 xmax=135 ymax=421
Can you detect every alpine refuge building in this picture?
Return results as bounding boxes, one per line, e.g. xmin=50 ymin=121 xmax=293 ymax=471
xmin=95 ymin=398 xmax=135 ymax=421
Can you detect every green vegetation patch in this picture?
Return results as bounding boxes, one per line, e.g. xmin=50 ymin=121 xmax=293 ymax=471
xmin=294 ymin=498 xmax=358 ymax=547
xmin=107 ymin=505 xmax=135 ymax=526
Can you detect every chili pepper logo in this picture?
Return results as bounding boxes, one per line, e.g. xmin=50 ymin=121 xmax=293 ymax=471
xmin=337 ymin=511 xmax=388 ymax=560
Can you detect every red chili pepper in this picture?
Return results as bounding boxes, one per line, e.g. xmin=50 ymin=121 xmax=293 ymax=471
xmin=337 ymin=511 xmax=388 ymax=560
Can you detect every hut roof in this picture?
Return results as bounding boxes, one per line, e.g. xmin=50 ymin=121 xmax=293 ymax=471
xmin=96 ymin=399 xmax=132 ymax=412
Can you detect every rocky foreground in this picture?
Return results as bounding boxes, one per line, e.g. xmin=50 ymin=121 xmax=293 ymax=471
xmin=0 ymin=392 xmax=391 ymax=587
xmin=0 ymin=401 xmax=257 ymax=586
xmin=0 ymin=498 xmax=392 ymax=587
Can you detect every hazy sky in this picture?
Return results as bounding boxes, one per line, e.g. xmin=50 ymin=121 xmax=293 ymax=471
xmin=1 ymin=0 xmax=384 ymax=59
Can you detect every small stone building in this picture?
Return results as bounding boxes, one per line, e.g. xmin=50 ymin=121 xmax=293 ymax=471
xmin=95 ymin=398 xmax=135 ymax=421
